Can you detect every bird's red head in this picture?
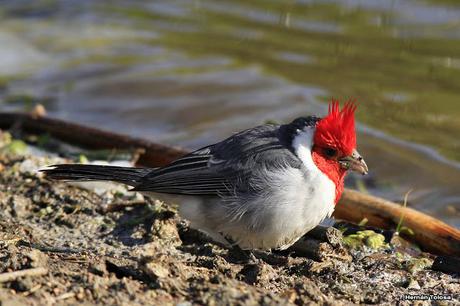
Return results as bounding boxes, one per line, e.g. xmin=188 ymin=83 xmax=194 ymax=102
xmin=312 ymin=99 xmax=367 ymax=203
xmin=314 ymin=100 xmax=357 ymax=156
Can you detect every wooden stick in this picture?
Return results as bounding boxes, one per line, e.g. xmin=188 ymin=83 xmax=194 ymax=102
xmin=335 ymin=189 xmax=460 ymax=256
xmin=1 ymin=112 xmax=459 ymax=256
xmin=0 ymin=112 xmax=187 ymax=167
xmin=0 ymin=267 xmax=48 ymax=283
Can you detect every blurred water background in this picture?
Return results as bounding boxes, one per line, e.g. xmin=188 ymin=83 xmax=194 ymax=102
xmin=0 ymin=0 xmax=459 ymax=227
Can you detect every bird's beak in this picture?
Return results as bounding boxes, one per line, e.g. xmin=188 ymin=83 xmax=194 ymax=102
xmin=339 ymin=149 xmax=368 ymax=175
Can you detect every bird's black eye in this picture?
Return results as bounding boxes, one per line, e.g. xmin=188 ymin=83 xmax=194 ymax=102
xmin=324 ymin=148 xmax=337 ymax=158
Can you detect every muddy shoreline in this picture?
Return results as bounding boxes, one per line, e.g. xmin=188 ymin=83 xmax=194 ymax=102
xmin=0 ymin=137 xmax=458 ymax=305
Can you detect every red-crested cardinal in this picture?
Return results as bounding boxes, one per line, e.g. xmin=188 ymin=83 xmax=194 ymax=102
xmin=42 ymin=100 xmax=367 ymax=251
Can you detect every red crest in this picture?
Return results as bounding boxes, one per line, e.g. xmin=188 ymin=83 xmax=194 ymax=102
xmin=314 ymin=99 xmax=357 ymax=156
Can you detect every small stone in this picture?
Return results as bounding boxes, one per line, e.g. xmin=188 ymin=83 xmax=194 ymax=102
xmin=10 ymin=195 xmax=31 ymax=218
xmin=237 ymin=263 xmax=273 ymax=285
xmin=150 ymin=219 xmax=180 ymax=245
xmin=27 ymin=249 xmax=48 ymax=268
xmin=141 ymin=261 xmax=169 ymax=280
xmin=279 ymin=289 xmax=297 ymax=304
xmin=89 ymin=262 xmax=107 ymax=276
xmin=76 ymin=291 xmax=85 ymax=300
xmin=407 ymin=278 xmax=421 ymax=290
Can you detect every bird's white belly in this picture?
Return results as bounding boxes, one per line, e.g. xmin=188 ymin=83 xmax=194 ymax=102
xmin=148 ymin=166 xmax=336 ymax=250
xmin=217 ymin=167 xmax=336 ymax=250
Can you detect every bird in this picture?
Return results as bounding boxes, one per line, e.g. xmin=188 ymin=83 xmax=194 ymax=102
xmin=41 ymin=100 xmax=367 ymax=253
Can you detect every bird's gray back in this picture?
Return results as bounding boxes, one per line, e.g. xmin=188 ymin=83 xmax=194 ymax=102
xmin=133 ymin=124 xmax=303 ymax=196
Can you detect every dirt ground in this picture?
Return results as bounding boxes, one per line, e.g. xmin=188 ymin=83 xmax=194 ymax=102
xmin=0 ymin=144 xmax=458 ymax=305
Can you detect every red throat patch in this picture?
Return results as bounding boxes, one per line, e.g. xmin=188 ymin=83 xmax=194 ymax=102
xmin=314 ymin=99 xmax=357 ymax=156
xmin=311 ymin=151 xmax=346 ymax=204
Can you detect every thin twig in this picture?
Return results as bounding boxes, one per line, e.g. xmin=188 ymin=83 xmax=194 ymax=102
xmin=0 ymin=237 xmax=21 ymax=246
xmin=19 ymin=240 xmax=85 ymax=254
xmin=23 ymin=284 xmax=42 ymax=296
xmin=0 ymin=267 xmax=48 ymax=283
xmin=56 ymin=292 xmax=76 ymax=300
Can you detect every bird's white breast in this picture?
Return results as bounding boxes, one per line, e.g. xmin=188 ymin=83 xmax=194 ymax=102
xmin=262 ymin=126 xmax=336 ymax=249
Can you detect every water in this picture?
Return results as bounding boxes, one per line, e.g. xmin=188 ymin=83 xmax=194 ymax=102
xmin=0 ymin=0 xmax=459 ymax=227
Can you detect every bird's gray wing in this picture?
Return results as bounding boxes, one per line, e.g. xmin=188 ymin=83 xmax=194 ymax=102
xmin=132 ymin=124 xmax=302 ymax=196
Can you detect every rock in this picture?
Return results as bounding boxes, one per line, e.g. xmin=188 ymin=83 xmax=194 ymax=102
xmin=89 ymin=261 xmax=107 ymax=276
xmin=150 ymin=219 xmax=181 ymax=246
xmin=407 ymin=278 xmax=421 ymax=290
xmin=140 ymin=259 xmax=169 ymax=281
xmin=26 ymin=249 xmax=48 ymax=268
xmin=10 ymin=195 xmax=31 ymax=218
xmin=237 ymin=263 xmax=277 ymax=285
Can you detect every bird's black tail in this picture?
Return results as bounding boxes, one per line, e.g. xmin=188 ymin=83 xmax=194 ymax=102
xmin=40 ymin=164 xmax=152 ymax=187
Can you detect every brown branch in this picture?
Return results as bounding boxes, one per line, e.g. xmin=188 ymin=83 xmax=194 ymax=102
xmin=0 ymin=112 xmax=187 ymax=167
